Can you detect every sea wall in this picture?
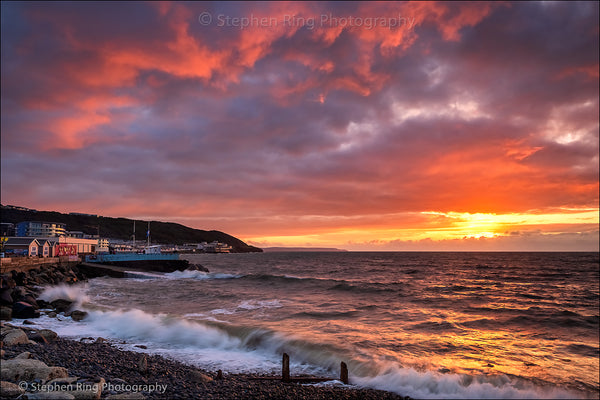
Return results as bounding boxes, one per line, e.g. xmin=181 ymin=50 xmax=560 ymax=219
xmin=1 ymin=257 xmax=80 ymax=274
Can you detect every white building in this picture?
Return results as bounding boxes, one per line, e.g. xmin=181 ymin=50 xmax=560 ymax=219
xmin=16 ymin=221 xmax=66 ymax=237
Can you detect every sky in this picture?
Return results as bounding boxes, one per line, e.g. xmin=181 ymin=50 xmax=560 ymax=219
xmin=1 ymin=1 xmax=598 ymax=251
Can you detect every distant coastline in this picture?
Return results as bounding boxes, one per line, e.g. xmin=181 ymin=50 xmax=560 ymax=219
xmin=262 ymin=247 xmax=348 ymax=252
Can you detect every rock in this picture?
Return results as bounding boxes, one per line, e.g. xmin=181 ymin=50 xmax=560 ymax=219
xmin=0 ymin=358 xmax=68 ymax=382
xmin=47 ymin=376 xmax=78 ymax=385
xmin=70 ymin=310 xmax=88 ymax=321
xmin=23 ymin=319 xmax=37 ymax=325
xmin=50 ymin=299 xmax=73 ymax=313
xmin=0 ymin=380 xmax=25 ymax=398
xmin=137 ymin=355 xmax=147 ymax=373
xmin=1 ymin=349 xmax=5 ymax=358
xmin=21 ymin=295 xmax=40 ymax=309
xmin=0 ymin=306 xmax=11 ymax=321
xmin=94 ymin=337 xmax=107 ymax=344
xmin=24 ymin=392 xmax=75 ymax=399
xmin=2 ymin=328 xmax=29 ymax=345
xmin=30 ymin=329 xmax=58 ymax=343
xmin=106 ymin=393 xmax=146 ymax=400
xmin=15 ymin=351 xmax=33 ymax=359
xmin=134 ymin=345 xmax=147 ymax=349
xmin=66 ymin=377 xmax=105 ymax=400
xmin=188 ymin=264 xmax=209 ymax=272
xmin=187 ymin=370 xmax=213 ymax=384
xmin=12 ymin=301 xmax=40 ymax=319
xmin=0 ymin=288 xmax=13 ymax=305
xmin=46 ymin=311 xmax=57 ymax=318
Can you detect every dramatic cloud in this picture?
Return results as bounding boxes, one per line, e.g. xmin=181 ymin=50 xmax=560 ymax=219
xmin=1 ymin=1 xmax=598 ymax=250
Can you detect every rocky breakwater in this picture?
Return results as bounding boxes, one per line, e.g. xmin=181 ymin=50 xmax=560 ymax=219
xmin=0 ymin=264 xmax=87 ymax=322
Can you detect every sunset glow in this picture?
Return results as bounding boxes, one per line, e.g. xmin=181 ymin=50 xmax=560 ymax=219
xmin=1 ymin=1 xmax=598 ymax=251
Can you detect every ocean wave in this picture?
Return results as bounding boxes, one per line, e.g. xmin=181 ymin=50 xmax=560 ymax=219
xmin=164 ymin=270 xmax=241 ymax=280
xmin=38 ymin=283 xmax=90 ymax=309
xmin=26 ymin=307 xmax=587 ymax=399
xmin=353 ymin=365 xmax=582 ymax=399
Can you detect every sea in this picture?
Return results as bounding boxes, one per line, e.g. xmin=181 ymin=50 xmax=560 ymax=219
xmin=29 ymin=252 xmax=599 ymax=399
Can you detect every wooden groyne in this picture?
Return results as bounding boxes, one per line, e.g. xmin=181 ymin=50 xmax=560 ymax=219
xmin=252 ymin=353 xmax=350 ymax=384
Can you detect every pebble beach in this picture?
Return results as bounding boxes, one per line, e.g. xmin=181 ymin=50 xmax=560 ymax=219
xmin=0 ymin=263 xmax=410 ymax=399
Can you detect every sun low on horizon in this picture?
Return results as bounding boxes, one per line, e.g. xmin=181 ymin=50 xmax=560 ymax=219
xmin=1 ymin=1 xmax=598 ymax=251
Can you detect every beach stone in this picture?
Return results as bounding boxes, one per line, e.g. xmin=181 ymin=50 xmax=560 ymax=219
xmin=24 ymin=393 xmax=76 ymax=400
xmin=0 ymin=289 xmax=13 ymax=305
xmin=66 ymin=377 xmax=105 ymax=400
xmin=50 ymin=299 xmax=73 ymax=313
xmin=12 ymin=301 xmax=40 ymax=319
xmin=94 ymin=337 xmax=107 ymax=344
xmin=70 ymin=310 xmax=88 ymax=321
xmin=0 ymin=358 xmax=68 ymax=382
xmin=46 ymin=311 xmax=57 ymax=318
xmin=2 ymin=328 xmax=29 ymax=345
xmin=0 ymin=380 xmax=25 ymax=398
xmin=21 ymin=295 xmax=39 ymax=309
xmin=23 ymin=319 xmax=37 ymax=325
xmin=137 ymin=355 xmax=147 ymax=373
xmin=47 ymin=376 xmax=79 ymax=385
xmin=15 ymin=351 xmax=33 ymax=359
xmin=30 ymin=329 xmax=59 ymax=343
xmin=1 ymin=349 xmax=5 ymax=358
xmin=0 ymin=306 xmax=12 ymax=320
xmin=187 ymin=370 xmax=213 ymax=384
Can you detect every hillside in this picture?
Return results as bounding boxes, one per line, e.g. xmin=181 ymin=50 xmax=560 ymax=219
xmin=1 ymin=205 xmax=262 ymax=253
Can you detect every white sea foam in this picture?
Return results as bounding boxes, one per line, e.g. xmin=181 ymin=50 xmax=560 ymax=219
xmin=237 ymin=299 xmax=283 ymax=310
xmin=38 ymin=284 xmax=90 ymax=308
xmin=352 ymin=365 xmax=581 ymax=399
xmin=164 ymin=270 xmax=240 ymax=280
xmin=124 ymin=271 xmax=165 ymax=280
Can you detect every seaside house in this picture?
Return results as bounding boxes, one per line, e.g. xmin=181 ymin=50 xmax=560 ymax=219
xmin=3 ymin=237 xmax=40 ymax=256
xmin=36 ymin=239 xmax=52 ymax=257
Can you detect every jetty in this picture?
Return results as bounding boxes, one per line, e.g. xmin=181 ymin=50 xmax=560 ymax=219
xmin=82 ymin=253 xmax=191 ymax=276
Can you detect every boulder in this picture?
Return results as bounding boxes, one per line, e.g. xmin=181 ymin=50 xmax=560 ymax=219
xmin=0 ymin=380 xmax=25 ymax=398
xmin=12 ymin=301 xmax=40 ymax=319
xmin=187 ymin=370 xmax=213 ymax=384
xmin=50 ymin=299 xmax=73 ymax=313
xmin=70 ymin=310 xmax=88 ymax=321
xmin=15 ymin=351 xmax=33 ymax=359
xmin=188 ymin=264 xmax=209 ymax=272
xmin=21 ymin=295 xmax=40 ymax=309
xmin=2 ymin=328 xmax=29 ymax=345
xmin=65 ymin=377 xmax=105 ymax=400
xmin=0 ymin=306 xmax=12 ymax=321
xmin=30 ymin=329 xmax=58 ymax=343
xmin=0 ymin=288 xmax=13 ymax=305
xmin=0 ymin=358 xmax=68 ymax=382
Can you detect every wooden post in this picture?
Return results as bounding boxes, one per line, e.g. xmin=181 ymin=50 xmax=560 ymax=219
xmin=340 ymin=361 xmax=348 ymax=384
xmin=282 ymin=353 xmax=290 ymax=382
